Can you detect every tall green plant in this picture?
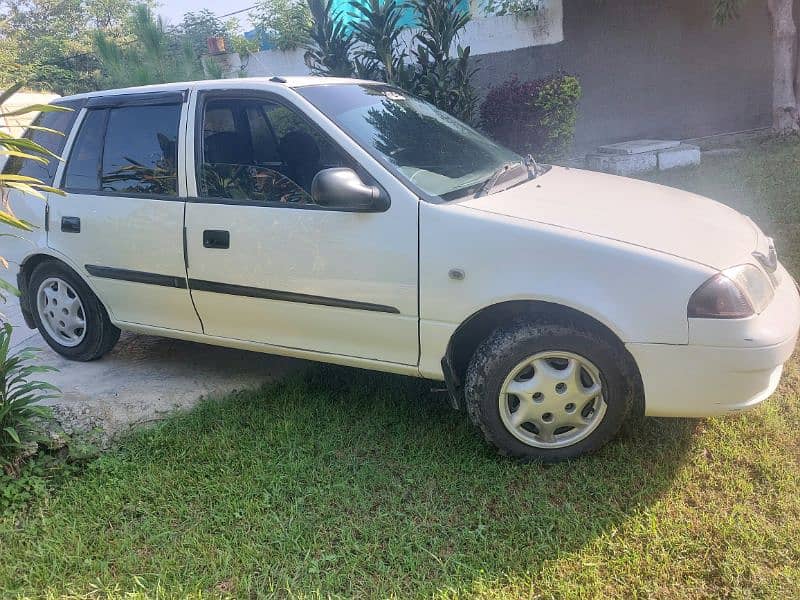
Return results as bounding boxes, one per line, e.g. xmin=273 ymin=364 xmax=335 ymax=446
xmin=409 ymin=0 xmax=478 ymax=123
xmin=0 ymin=83 xmax=69 ymax=301
xmin=0 ymin=323 xmax=57 ymax=469
xmin=304 ymin=0 xmax=355 ymax=77
xmin=94 ymin=4 xmax=204 ymax=88
xmin=348 ymin=0 xmax=407 ymax=83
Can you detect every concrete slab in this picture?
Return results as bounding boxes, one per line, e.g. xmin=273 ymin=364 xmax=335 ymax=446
xmin=598 ymin=139 xmax=681 ymax=155
xmin=657 ymin=144 xmax=701 ymax=170
xmin=585 ymin=151 xmax=658 ymax=176
xmin=1 ymin=294 xmax=302 ymax=445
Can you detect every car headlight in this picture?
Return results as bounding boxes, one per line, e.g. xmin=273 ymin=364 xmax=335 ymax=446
xmin=687 ymin=264 xmax=774 ymax=319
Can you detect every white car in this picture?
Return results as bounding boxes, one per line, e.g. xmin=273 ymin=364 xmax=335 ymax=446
xmin=4 ymin=77 xmax=799 ymax=461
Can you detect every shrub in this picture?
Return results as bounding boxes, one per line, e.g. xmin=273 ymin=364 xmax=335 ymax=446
xmin=0 ymin=323 xmax=58 ymax=471
xmin=480 ymin=73 xmax=582 ymax=161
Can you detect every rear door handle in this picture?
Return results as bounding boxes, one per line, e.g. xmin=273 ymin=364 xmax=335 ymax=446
xmin=203 ymin=229 xmax=230 ymax=249
xmin=61 ymin=216 xmax=80 ymax=233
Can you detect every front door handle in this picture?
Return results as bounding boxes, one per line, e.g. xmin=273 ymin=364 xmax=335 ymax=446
xmin=203 ymin=229 xmax=230 ymax=249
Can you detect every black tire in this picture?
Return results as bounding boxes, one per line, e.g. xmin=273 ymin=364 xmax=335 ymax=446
xmin=28 ymin=260 xmax=120 ymax=361
xmin=464 ymin=321 xmax=634 ymax=462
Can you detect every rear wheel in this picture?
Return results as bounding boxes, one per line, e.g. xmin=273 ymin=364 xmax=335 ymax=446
xmin=465 ymin=321 xmax=633 ymax=461
xmin=29 ymin=261 xmax=120 ymax=361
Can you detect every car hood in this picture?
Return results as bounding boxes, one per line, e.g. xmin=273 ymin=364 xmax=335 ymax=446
xmin=456 ymin=166 xmax=758 ymax=270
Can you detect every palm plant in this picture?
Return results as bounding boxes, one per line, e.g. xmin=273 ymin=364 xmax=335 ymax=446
xmin=304 ymin=0 xmax=355 ymax=77
xmin=348 ymin=0 xmax=407 ymax=83
xmin=0 ymin=83 xmax=69 ymax=301
xmin=408 ymin=0 xmax=478 ymax=123
xmin=0 ymin=322 xmax=58 ymax=470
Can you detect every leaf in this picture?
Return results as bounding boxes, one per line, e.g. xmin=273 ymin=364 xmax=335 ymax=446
xmin=3 ymin=182 xmax=45 ymax=200
xmin=1 ymin=104 xmax=72 ymax=117
xmin=0 ymin=174 xmax=44 ymax=183
xmin=0 ymin=150 xmax=48 ymax=164
xmin=22 ymin=125 xmax=65 ymax=136
xmin=0 ymin=83 xmax=24 ymax=106
xmin=0 ymin=210 xmax=34 ymax=230
xmin=0 ymin=277 xmax=19 ymax=299
xmin=2 ymin=427 xmax=21 ymax=444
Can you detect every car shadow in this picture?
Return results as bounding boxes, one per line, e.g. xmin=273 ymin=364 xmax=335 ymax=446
xmin=199 ymin=364 xmax=700 ymax=596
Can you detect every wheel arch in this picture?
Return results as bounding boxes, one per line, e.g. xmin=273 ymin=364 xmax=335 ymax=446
xmin=18 ymin=251 xmax=111 ymax=326
xmin=443 ymin=300 xmax=644 ymax=416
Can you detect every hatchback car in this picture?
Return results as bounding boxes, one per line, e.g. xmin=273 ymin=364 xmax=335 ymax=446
xmin=4 ymin=77 xmax=799 ymax=461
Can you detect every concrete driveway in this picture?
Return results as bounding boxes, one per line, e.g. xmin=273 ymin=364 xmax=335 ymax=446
xmin=2 ymin=293 xmax=300 ymax=444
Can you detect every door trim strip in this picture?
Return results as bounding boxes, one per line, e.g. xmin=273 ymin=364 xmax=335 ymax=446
xmin=84 ymin=265 xmax=400 ymax=314
xmin=188 ymin=279 xmax=401 ymax=314
xmin=85 ymin=265 xmax=188 ymax=289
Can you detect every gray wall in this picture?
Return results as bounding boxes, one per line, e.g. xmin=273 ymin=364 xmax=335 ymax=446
xmin=474 ymin=0 xmax=776 ymax=152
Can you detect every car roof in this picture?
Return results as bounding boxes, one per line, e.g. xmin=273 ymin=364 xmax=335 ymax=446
xmin=57 ymin=76 xmax=376 ymax=103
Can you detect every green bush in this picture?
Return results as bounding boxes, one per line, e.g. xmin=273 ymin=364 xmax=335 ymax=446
xmin=0 ymin=323 xmax=58 ymax=471
xmin=480 ymin=73 xmax=582 ymax=161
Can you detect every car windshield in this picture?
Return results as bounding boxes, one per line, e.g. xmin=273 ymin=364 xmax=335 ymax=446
xmin=298 ymin=83 xmax=524 ymax=201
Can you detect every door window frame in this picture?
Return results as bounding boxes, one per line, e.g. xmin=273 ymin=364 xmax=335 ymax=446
xmin=55 ymin=91 xmax=190 ymax=201
xmin=188 ymin=88 xmax=390 ymax=212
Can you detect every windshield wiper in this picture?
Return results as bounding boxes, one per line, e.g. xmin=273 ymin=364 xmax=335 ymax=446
xmin=475 ymin=158 xmax=536 ymax=198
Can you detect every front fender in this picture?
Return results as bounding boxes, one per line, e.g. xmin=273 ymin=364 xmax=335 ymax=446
xmin=418 ymin=201 xmax=712 ymax=378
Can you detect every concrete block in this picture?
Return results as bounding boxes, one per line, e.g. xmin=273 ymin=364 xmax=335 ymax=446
xmin=586 ymin=151 xmax=658 ymax=176
xmin=657 ymin=144 xmax=701 ymax=170
xmin=598 ymin=139 xmax=680 ymax=155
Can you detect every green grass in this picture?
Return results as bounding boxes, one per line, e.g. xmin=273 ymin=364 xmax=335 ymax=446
xmin=2 ymin=138 xmax=800 ymax=599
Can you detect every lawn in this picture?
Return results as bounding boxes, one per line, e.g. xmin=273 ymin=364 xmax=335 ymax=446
xmin=1 ymin=138 xmax=799 ymax=599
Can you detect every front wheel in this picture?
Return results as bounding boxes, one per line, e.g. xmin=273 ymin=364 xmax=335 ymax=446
xmin=465 ymin=321 xmax=633 ymax=461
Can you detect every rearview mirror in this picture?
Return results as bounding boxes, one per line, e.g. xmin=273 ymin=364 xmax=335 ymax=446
xmin=311 ymin=168 xmax=389 ymax=212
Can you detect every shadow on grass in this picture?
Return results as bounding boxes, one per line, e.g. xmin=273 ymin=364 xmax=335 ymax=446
xmin=2 ymin=365 xmax=699 ymax=597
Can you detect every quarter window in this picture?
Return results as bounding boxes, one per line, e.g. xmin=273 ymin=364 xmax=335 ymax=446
xmin=62 ymin=109 xmax=106 ymax=191
xmin=2 ymin=99 xmax=82 ymax=186
xmin=63 ymin=103 xmax=181 ymax=197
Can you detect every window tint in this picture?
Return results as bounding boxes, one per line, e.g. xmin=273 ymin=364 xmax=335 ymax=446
xmin=63 ymin=109 xmax=106 ymax=191
xmin=245 ymin=105 xmax=280 ymax=164
xmin=3 ymin=100 xmax=82 ymax=186
xmin=101 ymin=104 xmax=180 ymax=196
xmin=199 ymin=98 xmax=347 ymax=205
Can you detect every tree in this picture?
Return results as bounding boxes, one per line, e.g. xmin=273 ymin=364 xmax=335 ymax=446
xmin=714 ymin=0 xmax=800 ymax=133
xmin=250 ymin=0 xmax=312 ymax=51
xmin=93 ymin=4 xmax=204 ymax=88
xmin=0 ymin=0 xmax=146 ymax=94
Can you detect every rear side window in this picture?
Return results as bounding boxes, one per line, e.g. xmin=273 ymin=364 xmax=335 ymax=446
xmin=63 ymin=102 xmax=181 ymax=197
xmin=2 ymin=99 xmax=82 ymax=186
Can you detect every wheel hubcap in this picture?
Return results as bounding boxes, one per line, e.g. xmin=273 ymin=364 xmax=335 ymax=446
xmin=498 ymin=351 xmax=607 ymax=449
xmin=36 ymin=277 xmax=86 ymax=347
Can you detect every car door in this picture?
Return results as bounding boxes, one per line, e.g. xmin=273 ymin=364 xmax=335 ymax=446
xmin=48 ymin=91 xmax=202 ymax=332
xmin=183 ymin=88 xmax=419 ymax=365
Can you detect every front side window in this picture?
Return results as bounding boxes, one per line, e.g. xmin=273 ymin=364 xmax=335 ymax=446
xmin=198 ymin=97 xmax=347 ymax=205
xmin=298 ymin=84 xmax=523 ymax=201
xmin=63 ymin=103 xmax=180 ymax=197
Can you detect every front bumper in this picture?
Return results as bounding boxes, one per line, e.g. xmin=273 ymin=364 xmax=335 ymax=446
xmin=627 ymin=265 xmax=800 ymax=418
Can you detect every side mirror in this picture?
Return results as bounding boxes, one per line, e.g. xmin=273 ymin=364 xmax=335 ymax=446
xmin=311 ymin=168 xmax=389 ymax=212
